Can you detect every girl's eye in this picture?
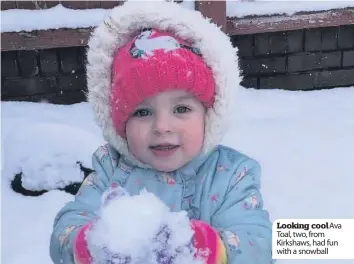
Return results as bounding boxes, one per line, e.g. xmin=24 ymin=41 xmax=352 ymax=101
xmin=174 ymin=106 xmax=191 ymax=114
xmin=133 ymin=109 xmax=151 ymax=117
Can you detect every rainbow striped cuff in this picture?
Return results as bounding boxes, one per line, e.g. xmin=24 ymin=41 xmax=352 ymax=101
xmin=191 ymin=220 xmax=227 ymax=264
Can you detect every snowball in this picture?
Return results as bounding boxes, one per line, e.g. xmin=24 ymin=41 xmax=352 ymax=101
xmin=87 ymin=189 xmax=202 ymax=264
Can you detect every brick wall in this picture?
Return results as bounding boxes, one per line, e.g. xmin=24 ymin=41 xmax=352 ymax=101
xmin=2 ymin=25 xmax=354 ymax=104
xmin=1 ymin=47 xmax=87 ymax=104
xmin=233 ymin=25 xmax=354 ymax=90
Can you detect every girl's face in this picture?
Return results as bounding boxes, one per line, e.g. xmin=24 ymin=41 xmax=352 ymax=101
xmin=126 ymin=90 xmax=206 ymax=172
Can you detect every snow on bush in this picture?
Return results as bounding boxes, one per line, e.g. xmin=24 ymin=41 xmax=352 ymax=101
xmin=87 ymin=188 xmax=202 ymax=264
xmin=2 ymin=122 xmax=104 ymax=191
xmin=227 ymin=1 xmax=354 ymax=17
xmin=0 ymin=1 xmax=195 ymax=33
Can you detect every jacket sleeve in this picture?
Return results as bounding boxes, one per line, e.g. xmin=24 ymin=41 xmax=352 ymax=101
xmin=49 ymin=150 xmax=112 ymax=264
xmin=211 ymin=158 xmax=274 ymax=264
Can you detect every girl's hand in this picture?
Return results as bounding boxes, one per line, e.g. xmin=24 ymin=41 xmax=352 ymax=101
xmin=74 ymin=185 xmax=130 ymax=264
xmin=83 ymin=189 xmax=198 ymax=264
xmin=191 ymin=220 xmax=228 ymax=264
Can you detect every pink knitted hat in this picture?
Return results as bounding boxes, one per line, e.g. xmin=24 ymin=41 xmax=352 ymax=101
xmin=110 ymin=28 xmax=215 ymax=138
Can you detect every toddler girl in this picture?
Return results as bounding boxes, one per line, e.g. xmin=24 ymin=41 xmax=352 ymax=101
xmin=50 ymin=1 xmax=273 ymax=263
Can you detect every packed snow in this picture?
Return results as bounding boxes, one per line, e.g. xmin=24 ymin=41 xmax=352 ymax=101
xmin=2 ymin=86 xmax=354 ymax=264
xmin=88 ymin=188 xmax=200 ymax=264
xmin=2 ymin=1 xmax=354 ymax=32
xmin=2 ymin=123 xmax=105 ymax=191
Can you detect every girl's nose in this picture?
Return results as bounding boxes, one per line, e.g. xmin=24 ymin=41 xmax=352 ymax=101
xmin=153 ymin=112 xmax=172 ymax=135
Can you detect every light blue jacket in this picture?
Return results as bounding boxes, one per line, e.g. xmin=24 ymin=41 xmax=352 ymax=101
xmin=50 ymin=144 xmax=273 ymax=264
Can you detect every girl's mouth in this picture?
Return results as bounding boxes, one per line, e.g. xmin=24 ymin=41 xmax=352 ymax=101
xmin=149 ymin=144 xmax=180 ymax=157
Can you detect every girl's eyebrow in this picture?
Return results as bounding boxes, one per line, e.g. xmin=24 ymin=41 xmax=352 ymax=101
xmin=132 ymin=103 xmax=150 ymax=111
xmin=135 ymin=100 xmax=151 ymax=108
xmin=172 ymin=94 xmax=194 ymax=103
xmin=136 ymin=94 xmax=195 ymax=108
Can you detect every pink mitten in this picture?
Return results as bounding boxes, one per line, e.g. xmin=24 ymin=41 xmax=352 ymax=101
xmin=191 ymin=220 xmax=227 ymax=264
xmin=74 ymin=185 xmax=129 ymax=264
xmin=73 ymin=223 xmax=93 ymax=264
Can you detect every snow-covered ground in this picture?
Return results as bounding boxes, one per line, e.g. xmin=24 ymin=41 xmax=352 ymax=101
xmin=2 ymin=1 xmax=354 ymax=32
xmin=2 ymin=86 xmax=354 ymax=263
